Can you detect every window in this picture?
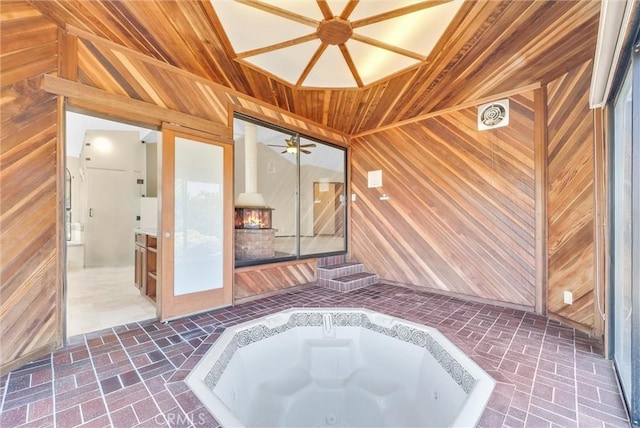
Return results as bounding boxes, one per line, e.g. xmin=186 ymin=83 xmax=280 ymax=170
xmin=233 ymin=115 xmax=347 ymax=266
xmin=610 ymin=31 xmax=640 ymax=427
xmin=611 ymin=58 xmax=633 ymax=412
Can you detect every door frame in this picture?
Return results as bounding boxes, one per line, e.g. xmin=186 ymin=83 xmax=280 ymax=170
xmin=608 ymin=27 xmax=640 ymax=427
xmin=62 ymin=108 xmax=160 ymax=339
xmin=159 ymin=123 xmax=234 ymax=321
xmin=39 ymin=69 xmax=232 ymax=362
xmin=631 ymin=40 xmax=640 ymax=427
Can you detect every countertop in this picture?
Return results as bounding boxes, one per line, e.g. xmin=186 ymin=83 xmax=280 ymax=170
xmin=134 ymin=228 xmax=157 ymax=237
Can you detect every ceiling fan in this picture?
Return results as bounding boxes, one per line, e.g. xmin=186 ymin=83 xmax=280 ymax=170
xmin=267 ymin=136 xmax=316 ymax=155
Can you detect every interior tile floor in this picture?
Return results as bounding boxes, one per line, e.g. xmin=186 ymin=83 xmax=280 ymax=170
xmin=67 ymin=266 xmax=157 ymax=337
xmin=0 ymin=283 xmax=630 ymax=427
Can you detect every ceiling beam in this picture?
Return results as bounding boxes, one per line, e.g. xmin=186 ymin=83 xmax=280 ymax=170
xmin=316 ymin=1 xmax=333 ymax=20
xmin=351 ymin=0 xmax=453 ymax=28
xmin=236 ymin=0 xmax=318 ymax=28
xmin=296 ymin=43 xmax=328 ymax=86
xmin=236 ymin=33 xmax=318 ymax=59
xmin=41 ymin=75 xmax=232 ymax=138
xmin=340 ymin=1 xmax=360 ymax=20
xmin=350 ymin=33 xmax=426 ymax=61
xmin=339 ymin=44 xmax=364 ymax=87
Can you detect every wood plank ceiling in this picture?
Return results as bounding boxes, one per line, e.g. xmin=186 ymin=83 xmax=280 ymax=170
xmin=28 ymin=0 xmax=600 ymax=134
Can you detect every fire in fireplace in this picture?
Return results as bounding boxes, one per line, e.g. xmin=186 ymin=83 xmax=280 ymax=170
xmin=235 ymin=207 xmax=273 ymax=229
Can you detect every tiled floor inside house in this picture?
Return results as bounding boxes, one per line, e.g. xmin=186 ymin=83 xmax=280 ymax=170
xmin=67 ymin=266 xmax=157 ymax=336
xmin=0 ymin=283 xmax=630 ymax=427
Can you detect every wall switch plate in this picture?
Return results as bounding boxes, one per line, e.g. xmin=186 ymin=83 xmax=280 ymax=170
xmin=563 ymin=290 xmax=573 ymax=305
xmin=351 ymin=194 xmax=357 ymax=202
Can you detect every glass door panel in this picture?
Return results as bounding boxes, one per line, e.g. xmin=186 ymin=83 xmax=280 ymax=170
xmin=161 ymin=126 xmax=232 ymax=320
xmin=299 ymin=139 xmax=347 ymax=256
xmin=611 ymin=36 xmax=640 ymax=426
xmin=612 ymin=65 xmax=633 ymax=399
xmin=174 ymin=137 xmax=224 ymax=295
xmin=232 ymin=114 xmax=348 ymax=266
xmin=233 ymin=118 xmax=298 ymax=265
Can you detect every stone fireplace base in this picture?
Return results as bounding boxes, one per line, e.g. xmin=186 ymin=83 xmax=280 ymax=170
xmin=235 ymin=229 xmax=276 ymax=260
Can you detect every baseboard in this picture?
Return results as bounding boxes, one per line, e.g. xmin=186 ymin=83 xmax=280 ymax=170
xmin=233 ymin=282 xmax=315 ymax=305
xmin=380 ymin=279 xmax=535 ymax=313
xmin=0 ymin=342 xmax=60 ymax=378
xmin=547 ymin=312 xmax=599 ymax=338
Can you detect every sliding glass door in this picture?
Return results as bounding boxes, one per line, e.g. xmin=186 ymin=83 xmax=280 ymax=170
xmin=160 ymin=125 xmax=233 ymax=320
xmin=610 ymin=35 xmax=640 ymax=427
xmin=299 ymin=138 xmax=346 ymax=256
xmin=233 ymin=115 xmax=347 ymax=267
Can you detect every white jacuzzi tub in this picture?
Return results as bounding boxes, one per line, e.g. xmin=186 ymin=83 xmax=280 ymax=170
xmin=186 ymin=308 xmax=495 ymax=427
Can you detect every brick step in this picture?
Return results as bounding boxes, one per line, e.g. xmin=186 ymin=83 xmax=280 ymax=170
xmin=316 ymin=262 xmax=364 ymax=280
xmin=317 ymin=254 xmax=347 ymax=267
xmin=317 ymin=271 xmax=379 ymax=293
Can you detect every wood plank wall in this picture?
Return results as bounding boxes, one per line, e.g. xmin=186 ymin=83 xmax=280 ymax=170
xmin=350 ymin=93 xmax=537 ymax=307
xmin=234 ymin=260 xmax=316 ymax=301
xmin=546 ymin=61 xmax=598 ymax=332
xmin=0 ymin=2 xmax=62 ymax=375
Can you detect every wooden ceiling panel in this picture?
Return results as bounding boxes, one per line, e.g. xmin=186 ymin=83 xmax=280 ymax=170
xmin=28 ymin=0 xmax=600 ymax=134
xmin=384 ymin=1 xmax=599 ymax=125
xmin=75 ymin=37 xmax=230 ymax=125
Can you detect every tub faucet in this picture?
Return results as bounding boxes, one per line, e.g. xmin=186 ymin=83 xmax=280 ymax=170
xmin=322 ymin=313 xmax=335 ymax=338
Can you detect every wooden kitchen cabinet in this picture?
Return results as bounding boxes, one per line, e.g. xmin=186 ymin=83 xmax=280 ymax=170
xmin=134 ymin=232 xmax=157 ymax=301
xmin=146 ymin=236 xmax=157 ymax=300
xmin=134 ymin=243 xmax=146 ymax=290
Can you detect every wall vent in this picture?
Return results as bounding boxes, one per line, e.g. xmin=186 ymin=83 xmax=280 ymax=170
xmin=478 ymin=99 xmax=509 ymax=131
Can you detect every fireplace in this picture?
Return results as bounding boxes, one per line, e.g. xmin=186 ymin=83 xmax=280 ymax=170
xmin=234 ymin=207 xmax=275 ymax=260
xmin=235 ymin=207 xmax=273 ymax=229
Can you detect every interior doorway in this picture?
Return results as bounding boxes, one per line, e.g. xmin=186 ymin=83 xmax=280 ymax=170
xmin=65 ymin=111 xmax=159 ymax=337
xmin=313 ymin=182 xmax=344 ymax=236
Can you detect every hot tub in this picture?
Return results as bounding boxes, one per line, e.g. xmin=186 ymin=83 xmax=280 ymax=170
xmin=186 ymin=308 xmax=495 ymax=427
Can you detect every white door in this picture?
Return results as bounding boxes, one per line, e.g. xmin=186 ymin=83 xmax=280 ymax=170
xmin=84 ymin=168 xmax=141 ymax=267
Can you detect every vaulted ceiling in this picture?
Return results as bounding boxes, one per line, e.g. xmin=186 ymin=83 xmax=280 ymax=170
xmin=30 ymin=0 xmax=601 ymax=135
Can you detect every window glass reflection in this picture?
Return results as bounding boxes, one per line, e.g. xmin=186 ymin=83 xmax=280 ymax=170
xmin=299 ymin=137 xmax=346 ymax=256
xmin=233 ymin=117 xmax=346 ymax=266
xmin=612 ymin=65 xmax=633 ymax=403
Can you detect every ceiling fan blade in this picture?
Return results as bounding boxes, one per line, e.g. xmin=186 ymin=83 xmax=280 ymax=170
xmin=300 ymin=149 xmax=312 ymax=154
xmin=300 ymin=143 xmax=317 ymax=148
xmin=267 ymin=144 xmax=286 ymax=147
